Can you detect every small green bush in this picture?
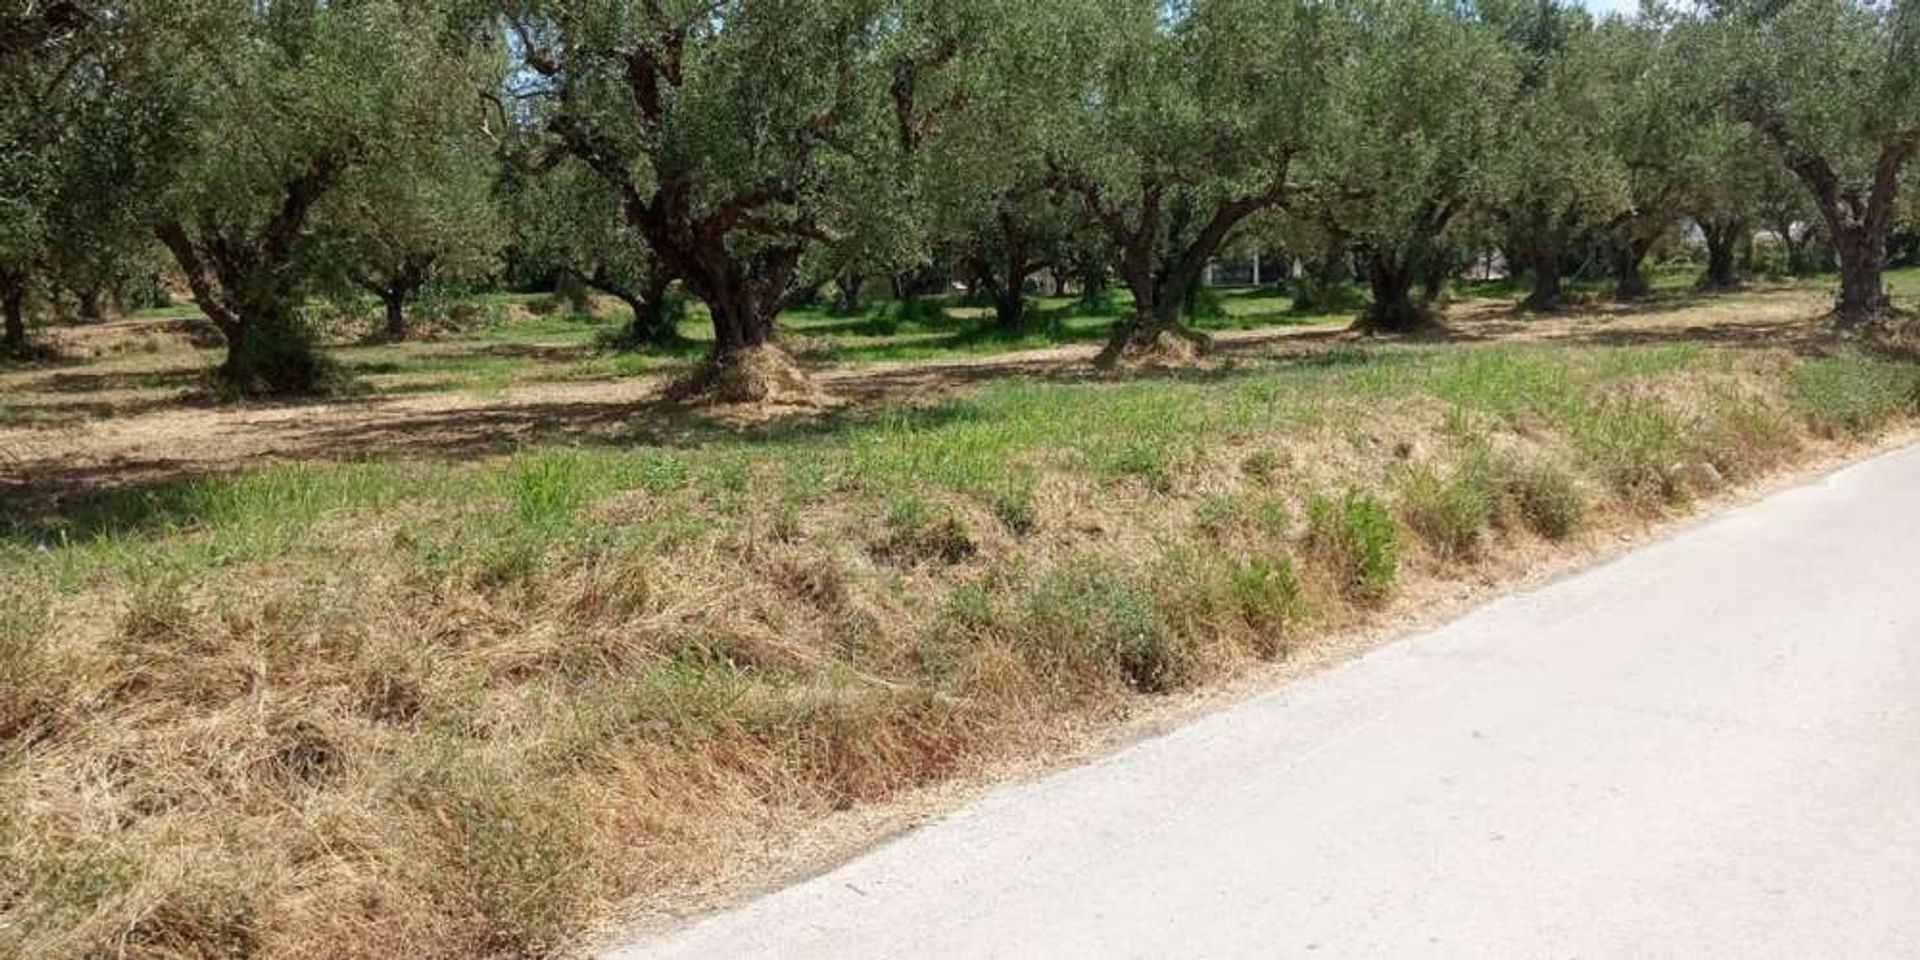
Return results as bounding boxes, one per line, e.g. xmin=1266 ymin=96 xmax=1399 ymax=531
xmin=1399 ymin=464 xmax=1493 ymax=560
xmin=987 ymin=480 xmax=1038 ymax=536
xmin=1229 ymin=555 xmax=1307 ymax=652
xmin=1307 ymin=490 xmax=1404 ymax=603
xmin=1508 ymin=461 xmax=1585 ymax=540
xmin=1240 ymin=449 xmax=1281 ymax=481
xmin=1572 ymin=397 xmax=1688 ymax=505
xmin=1027 ymin=562 xmax=1183 ymax=693
xmin=1102 ymin=440 xmax=1174 ymax=493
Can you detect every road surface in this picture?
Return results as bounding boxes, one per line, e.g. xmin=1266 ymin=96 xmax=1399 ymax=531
xmin=614 ymin=440 xmax=1920 ymax=959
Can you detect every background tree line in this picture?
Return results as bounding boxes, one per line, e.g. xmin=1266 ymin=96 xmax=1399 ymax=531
xmin=2 ymin=0 xmax=1917 ymax=397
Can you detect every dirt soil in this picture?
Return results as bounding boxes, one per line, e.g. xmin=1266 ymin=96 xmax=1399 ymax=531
xmin=0 ymin=286 xmax=1831 ymax=508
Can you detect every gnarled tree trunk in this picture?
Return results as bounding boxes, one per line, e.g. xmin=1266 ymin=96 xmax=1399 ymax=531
xmin=2 ymin=268 xmax=28 ymax=360
xmin=76 ymin=283 xmax=107 ymax=323
xmin=1355 ymin=250 xmax=1430 ymax=334
xmin=1698 ymin=217 xmax=1745 ymax=292
xmin=1743 ymin=117 xmax=1916 ymax=323
xmin=976 ymin=252 xmax=1042 ymax=330
xmin=591 ymin=268 xmax=677 ymax=349
xmin=1055 ymin=165 xmax=1285 ymax=367
xmin=154 ymin=156 xmax=337 ymax=395
xmin=1613 ymin=236 xmax=1653 ymax=300
xmin=1523 ymin=245 xmax=1563 ymax=312
xmin=834 ymin=274 xmax=864 ymax=314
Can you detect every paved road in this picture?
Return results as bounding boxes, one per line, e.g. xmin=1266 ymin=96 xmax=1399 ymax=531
xmin=615 ymin=441 xmax=1920 ymax=960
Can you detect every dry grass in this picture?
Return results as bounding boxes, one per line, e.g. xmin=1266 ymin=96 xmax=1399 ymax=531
xmin=2 ymin=333 xmax=1917 ymax=958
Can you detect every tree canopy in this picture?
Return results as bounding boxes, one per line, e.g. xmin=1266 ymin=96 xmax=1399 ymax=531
xmin=3 ymin=0 xmax=1917 ymax=388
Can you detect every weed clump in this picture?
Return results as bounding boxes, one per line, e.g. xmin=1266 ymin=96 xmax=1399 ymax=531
xmin=1791 ymin=353 xmax=1920 ymax=437
xmin=1399 ymin=463 xmax=1494 ymax=561
xmin=875 ymin=495 xmax=976 ymax=565
xmin=1572 ymin=397 xmax=1689 ymax=506
xmin=1229 ymin=555 xmax=1308 ymax=656
xmin=1307 ymin=490 xmax=1404 ymax=603
xmin=937 ymin=561 xmax=1187 ymax=695
xmin=1027 ymin=562 xmax=1184 ymax=693
xmin=1507 ymin=460 xmax=1585 ymax=540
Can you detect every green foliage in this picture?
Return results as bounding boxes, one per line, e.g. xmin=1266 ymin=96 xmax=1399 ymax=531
xmin=1572 ymin=397 xmax=1689 ymax=504
xmin=1399 ymin=462 xmax=1495 ymax=561
xmin=508 ymin=453 xmax=591 ymax=529
xmin=1228 ymin=555 xmax=1307 ymax=638
xmin=1023 ymin=560 xmax=1185 ymax=694
xmin=1307 ymin=490 xmax=1404 ymax=602
xmin=1508 ymin=460 xmax=1586 ymax=541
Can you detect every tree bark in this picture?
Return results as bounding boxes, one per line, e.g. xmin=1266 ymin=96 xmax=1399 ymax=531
xmin=977 ymin=252 xmax=1040 ymax=329
xmin=1419 ymin=253 xmax=1452 ymax=306
xmin=2 ymin=269 xmax=28 ymax=360
xmin=76 ymin=283 xmax=106 ymax=323
xmin=834 ymin=274 xmax=864 ymax=314
xmin=1356 ymin=251 xmax=1428 ymax=333
xmin=1742 ymin=116 xmax=1914 ymax=322
xmin=152 ymin=156 xmax=336 ymax=395
xmin=1613 ymin=237 xmax=1653 ymax=300
xmin=1523 ymin=246 xmax=1563 ymax=311
xmin=381 ymin=290 xmax=408 ymax=341
xmin=1833 ymin=231 xmax=1887 ymax=319
xmin=608 ymin=271 xmax=676 ymax=348
xmin=1698 ymin=218 xmax=1744 ymax=291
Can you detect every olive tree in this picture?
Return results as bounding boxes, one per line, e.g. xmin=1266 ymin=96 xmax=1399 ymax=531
xmin=1310 ymin=0 xmax=1513 ymax=332
xmin=1680 ymin=119 xmax=1782 ymax=291
xmin=1592 ymin=11 xmax=1696 ymax=299
xmin=1 ymin=1 xmax=163 ymax=357
xmin=1702 ymin=0 xmax=1920 ymax=321
xmin=918 ymin=14 xmax=1076 ymax=331
xmin=505 ymin=160 xmax=682 ymax=346
xmin=317 ymin=138 xmax=504 ymax=342
xmin=1485 ymin=0 xmax=1629 ymax=311
xmin=1043 ymin=0 xmax=1334 ymax=364
xmin=502 ymin=0 xmax=971 ymax=400
xmin=149 ymin=0 xmax=484 ymax=394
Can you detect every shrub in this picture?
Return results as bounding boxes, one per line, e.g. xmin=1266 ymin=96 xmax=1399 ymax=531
xmin=1102 ymin=440 xmax=1174 ymax=493
xmin=1307 ymin=490 xmax=1404 ymax=603
xmin=1508 ymin=461 xmax=1585 ymax=541
xmin=1030 ymin=563 xmax=1183 ymax=693
xmin=1572 ymin=397 xmax=1688 ymax=505
xmin=1229 ymin=555 xmax=1307 ymax=655
xmin=1193 ymin=493 xmax=1245 ymax=538
xmin=1399 ymin=463 xmax=1493 ymax=561
xmin=1240 ymin=449 xmax=1281 ymax=481
xmin=986 ymin=480 xmax=1037 ymax=536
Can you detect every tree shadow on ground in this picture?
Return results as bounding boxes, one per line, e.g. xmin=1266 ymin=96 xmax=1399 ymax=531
xmin=2 ymin=285 xmax=1841 ymax=523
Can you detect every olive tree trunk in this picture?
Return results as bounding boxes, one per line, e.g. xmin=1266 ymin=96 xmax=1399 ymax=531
xmin=1523 ymin=246 xmax=1564 ymax=312
xmin=1698 ymin=217 xmax=1745 ymax=292
xmin=2 ymin=269 xmax=27 ymax=360
xmin=1613 ymin=237 xmax=1653 ymax=300
xmin=1356 ymin=251 xmax=1428 ymax=334
xmin=153 ymin=157 xmax=337 ymax=395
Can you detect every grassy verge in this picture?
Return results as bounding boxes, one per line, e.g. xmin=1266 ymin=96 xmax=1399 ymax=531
xmin=3 ymin=341 xmax=1917 ymax=958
